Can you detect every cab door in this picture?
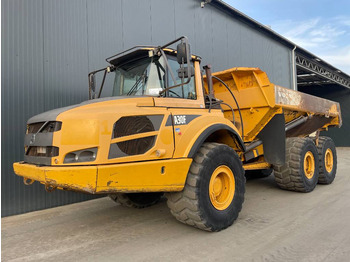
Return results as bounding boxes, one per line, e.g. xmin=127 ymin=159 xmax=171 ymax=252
xmin=153 ymin=60 xmax=205 ymax=108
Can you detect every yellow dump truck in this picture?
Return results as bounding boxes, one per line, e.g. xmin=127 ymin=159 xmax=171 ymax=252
xmin=13 ymin=37 xmax=342 ymax=231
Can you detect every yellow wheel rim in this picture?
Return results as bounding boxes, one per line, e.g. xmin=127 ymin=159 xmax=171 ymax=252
xmin=209 ymin=165 xmax=235 ymax=210
xmin=325 ymin=148 xmax=334 ymax=173
xmin=304 ymin=151 xmax=315 ymax=179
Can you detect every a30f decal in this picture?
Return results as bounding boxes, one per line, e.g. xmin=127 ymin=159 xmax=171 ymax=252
xmin=173 ymin=115 xmax=187 ymax=125
xmin=165 ymin=114 xmax=200 ymax=126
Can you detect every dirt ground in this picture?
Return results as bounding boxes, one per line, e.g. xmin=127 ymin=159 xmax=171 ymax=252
xmin=2 ymin=147 xmax=350 ymax=262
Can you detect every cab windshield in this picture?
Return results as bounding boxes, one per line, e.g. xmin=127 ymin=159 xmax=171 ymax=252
xmin=100 ymin=55 xmax=196 ymax=99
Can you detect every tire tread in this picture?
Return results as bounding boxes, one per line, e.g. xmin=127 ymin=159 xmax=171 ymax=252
xmin=273 ymin=137 xmax=318 ymax=192
xmin=166 ymin=143 xmax=245 ymax=231
xmin=316 ymin=136 xmax=337 ymax=184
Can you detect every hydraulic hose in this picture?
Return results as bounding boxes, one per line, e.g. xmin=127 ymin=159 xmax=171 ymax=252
xmin=211 ymin=75 xmax=244 ymax=138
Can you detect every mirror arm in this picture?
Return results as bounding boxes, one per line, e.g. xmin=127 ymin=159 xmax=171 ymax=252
xmin=160 ymin=36 xmax=188 ymax=50
xmin=89 ymin=67 xmax=107 ymax=76
xmin=159 ymin=72 xmax=192 ymax=95
xmin=88 ymin=73 xmax=95 ymax=100
xmin=159 ymin=36 xmax=193 ymax=96
xmin=88 ymin=67 xmax=106 ymax=99
xmin=97 ymin=69 xmax=108 ymax=98
xmin=88 ymin=66 xmax=114 ymax=99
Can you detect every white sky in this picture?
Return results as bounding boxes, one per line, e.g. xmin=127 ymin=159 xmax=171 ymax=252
xmin=224 ymin=0 xmax=350 ymax=75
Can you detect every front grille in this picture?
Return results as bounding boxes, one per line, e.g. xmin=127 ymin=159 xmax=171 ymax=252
xmin=113 ymin=116 xmax=155 ymax=138
xmin=26 ymin=146 xmax=59 ymax=157
xmin=27 ymin=121 xmax=62 ymax=134
xmin=27 ymin=122 xmax=45 ymax=133
xmin=117 ymin=136 xmax=156 ymax=156
xmin=108 ymin=116 xmax=161 ymax=158
xmin=112 ymin=116 xmax=156 ymax=156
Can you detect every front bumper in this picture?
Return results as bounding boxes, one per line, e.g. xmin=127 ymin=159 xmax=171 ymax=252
xmin=13 ymin=158 xmax=192 ymax=194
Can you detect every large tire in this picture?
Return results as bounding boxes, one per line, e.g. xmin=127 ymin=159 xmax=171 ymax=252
xmin=109 ymin=192 xmax=163 ymax=208
xmin=274 ymin=137 xmax=319 ymax=193
xmin=165 ymin=143 xmax=245 ymax=232
xmin=317 ymin=136 xmax=337 ymax=184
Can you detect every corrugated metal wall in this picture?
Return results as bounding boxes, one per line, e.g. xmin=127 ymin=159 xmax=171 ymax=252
xmin=1 ymin=0 xmax=293 ymax=216
xmin=1 ymin=0 xmax=98 ymax=217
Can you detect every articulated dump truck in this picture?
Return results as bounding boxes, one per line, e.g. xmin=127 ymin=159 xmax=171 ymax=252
xmin=14 ymin=37 xmax=341 ymax=231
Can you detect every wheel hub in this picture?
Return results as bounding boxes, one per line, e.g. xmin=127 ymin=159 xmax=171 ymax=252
xmin=304 ymin=151 xmax=315 ymax=179
xmin=325 ymin=148 xmax=334 ymax=173
xmin=209 ymin=165 xmax=235 ymax=210
xmin=213 ymin=177 xmax=223 ymax=196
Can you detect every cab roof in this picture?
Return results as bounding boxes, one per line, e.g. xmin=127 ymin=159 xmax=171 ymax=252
xmin=106 ymin=46 xmax=201 ymax=67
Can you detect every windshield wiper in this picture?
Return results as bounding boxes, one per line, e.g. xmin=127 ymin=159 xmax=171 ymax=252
xmin=126 ymin=72 xmax=147 ymax=96
xmin=155 ymin=60 xmax=166 ymax=91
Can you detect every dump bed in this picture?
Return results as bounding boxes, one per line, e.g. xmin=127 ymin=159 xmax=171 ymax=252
xmin=206 ymin=67 xmax=342 ymax=142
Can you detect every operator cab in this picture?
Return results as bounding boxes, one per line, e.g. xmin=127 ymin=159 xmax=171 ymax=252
xmin=88 ymin=37 xmax=203 ymax=104
xmin=108 ymin=49 xmax=196 ymax=99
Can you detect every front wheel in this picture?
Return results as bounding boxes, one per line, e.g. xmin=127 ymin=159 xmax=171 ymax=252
xmin=166 ymin=143 xmax=245 ymax=232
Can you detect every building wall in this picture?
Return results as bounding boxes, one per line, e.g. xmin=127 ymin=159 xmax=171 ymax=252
xmin=1 ymin=0 xmax=293 ymax=216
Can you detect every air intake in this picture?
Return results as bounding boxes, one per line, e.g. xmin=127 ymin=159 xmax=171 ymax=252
xmin=113 ymin=116 xmax=155 ymax=138
xmin=113 ymin=116 xmax=155 ymax=156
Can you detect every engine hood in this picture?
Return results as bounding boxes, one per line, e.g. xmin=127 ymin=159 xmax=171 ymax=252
xmin=28 ymin=96 xmax=155 ymax=124
xmin=24 ymin=97 xmax=158 ymax=165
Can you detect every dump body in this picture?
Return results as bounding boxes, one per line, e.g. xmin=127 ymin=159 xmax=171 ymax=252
xmin=208 ymin=67 xmax=342 ymax=142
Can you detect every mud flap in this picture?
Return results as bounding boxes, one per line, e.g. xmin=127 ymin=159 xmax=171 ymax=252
xmin=257 ymin=113 xmax=285 ymax=165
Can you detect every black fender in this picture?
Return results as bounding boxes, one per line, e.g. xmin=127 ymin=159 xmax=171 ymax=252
xmin=187 ymin=124 xmax=245 ymax=158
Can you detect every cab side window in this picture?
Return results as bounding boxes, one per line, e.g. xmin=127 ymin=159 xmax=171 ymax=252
xmin=167 ymin=58 xmax=196 ymax=100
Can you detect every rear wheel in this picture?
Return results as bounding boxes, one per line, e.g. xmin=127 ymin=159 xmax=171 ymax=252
xmin=317 ymin=136 xmax=337 ymax=184
xmin=274 ymin=137 xmax=319 ymax=192
xmin=109 ymin=192 xmax=163 ymax=208
xmin=166 ymin=143 xmax=245 ymax=231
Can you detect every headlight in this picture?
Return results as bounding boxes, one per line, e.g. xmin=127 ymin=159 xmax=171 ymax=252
xmin=64 ymin=148 xmax=97 ymax=163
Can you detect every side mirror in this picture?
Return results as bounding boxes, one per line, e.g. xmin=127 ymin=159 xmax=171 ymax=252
xmin=177 ymin=42 xmax=191 ymax=64
xmin=178 ymin=66 xmax=195 ymax=79
xmin=88 ymin=73 xmax=96 ymax=92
